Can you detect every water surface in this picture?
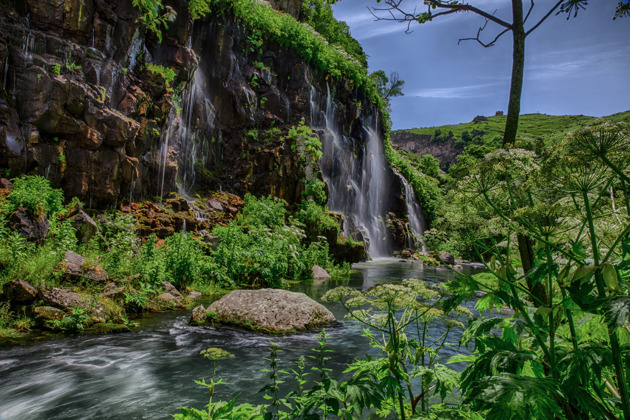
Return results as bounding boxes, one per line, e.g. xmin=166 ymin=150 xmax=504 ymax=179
xmin=0 ymin=261 xmax=479 ymax=419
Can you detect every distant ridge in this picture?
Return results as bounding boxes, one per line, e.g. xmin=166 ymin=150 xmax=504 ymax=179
xmin=391 ymin=111 xmax=630 ymax=168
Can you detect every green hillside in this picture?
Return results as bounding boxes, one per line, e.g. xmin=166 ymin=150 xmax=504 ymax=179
xmin=400 ymin=111 xmax=630 ymax=147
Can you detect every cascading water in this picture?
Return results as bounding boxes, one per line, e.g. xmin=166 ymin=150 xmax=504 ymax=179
xmin=158 ymin=67 xmax=217 ymax=200
xmin=393 ymin=168 xmax=427 ymax=251
xmin=311 ymin=86 xmax=394 ymax=259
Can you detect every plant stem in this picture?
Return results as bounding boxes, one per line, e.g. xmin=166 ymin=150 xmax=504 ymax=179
xmin=583 ymin=189 xmax=630 ymax=419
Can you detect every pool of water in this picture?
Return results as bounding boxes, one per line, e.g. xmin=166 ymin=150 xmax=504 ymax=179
xmin=0 ymin=261 xmax=481 ymax=419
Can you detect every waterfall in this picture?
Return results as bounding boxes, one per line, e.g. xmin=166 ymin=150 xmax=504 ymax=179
xmin=158 ymin=68 xmax=216 ymax=200
xmin=393 ymin=168 xmax=427 ymax=251
xmin=311 ymin=86 xmax=394 ymax=259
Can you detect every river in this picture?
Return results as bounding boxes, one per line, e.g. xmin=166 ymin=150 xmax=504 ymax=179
xmin=0 ymin=261 xmax=481 ymax=420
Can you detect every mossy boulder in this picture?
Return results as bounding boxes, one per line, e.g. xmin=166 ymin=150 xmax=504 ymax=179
xmin=194 ymin=289 xmax=336 ymax=334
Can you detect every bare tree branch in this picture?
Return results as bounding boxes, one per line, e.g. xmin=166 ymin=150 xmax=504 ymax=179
xmin=422 ymin=0 xmax=513 ymax=29
xmin=459 ymin=20 xmax=510 ymax=48
xmin=526 ymin=0 xmax=564 ymax=35
xmin=523 ymin=0 xmax=535 ymax=24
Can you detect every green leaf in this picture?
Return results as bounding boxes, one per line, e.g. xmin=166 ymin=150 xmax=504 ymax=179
xmin=604 ymin=296 xmax=630 ymax=330
xmin=569 ymin=265 xmax=595 ymax=284
xmin=600 ymin=263 xmax=619 ymax=291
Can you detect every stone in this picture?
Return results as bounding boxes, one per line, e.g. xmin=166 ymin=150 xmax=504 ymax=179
xmin=161 ymin=281 xmax=183 ymax=300
xmin=188 ymin=291 xmax=202 ymax=300
xmin=206 ymin=289 xmax=336 ymax=333
xmin=3 ymin=280 xmax=38 ymax=304
xmin=330 ymin=238 xmax=366 ymax=263
xmin=68 ymin=209 xmax=100 ymax=244
xmin=33 ymin=306 xmax=66 ymax=323
xmin=60 ymin=250 xmax=109 ymax=282
xmin=0 ymin=178 xmax=11 ymax=190
xmin=101 ymin=282 xmax=125 ymax=300
xmin=453 ymin=264 xmax=464 ymax=271
xmin=190 ymin=305 xmax=207 ymax=325
xmin=312 ymin=265 xmax=331 ymax=280
xmin=438 ymin=252 xmax=455 ymax=265
xmin=157 ymin=292 xmax=183 ymax=306
xmin=39 ymin=286 xmax=85 ymax=309
xmin=9 ymin=207 xmax=50 ymax=241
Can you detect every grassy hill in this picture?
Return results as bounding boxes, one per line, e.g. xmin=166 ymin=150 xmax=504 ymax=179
xmin=398 ymin=111 xmax=630 ymax=147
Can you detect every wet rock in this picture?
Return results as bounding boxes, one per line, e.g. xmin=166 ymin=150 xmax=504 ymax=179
xmin=330 ymin=238 xmax=366 ymax=263
xmin=3 ymin=280 xmax=38 ymax=304
xmin=60 ymin=250 xmax=109 ymax=282
xmin=157 ymin=292 xmax=183 ymax=307
xmin=0 ymin=178 xmax=11 ymax=191
xmin=206 ymin=289 xmax=336 ymax=333
xmin=438 ymin=252 xmax=455 ymax=265
xmin=201 ymin=234 xmax=221 ymax=251
xmin=190 ymin=304 xmax=206 ymax=325
xmin=453 ymin=264 xmax=464 ymax=271
xmin=312 ymin=265 xmax=331 ymax=280
xmin=9 ymin=207 xmax=50 ymax=241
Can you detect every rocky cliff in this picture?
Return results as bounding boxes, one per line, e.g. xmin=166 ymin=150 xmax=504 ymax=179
xmin=0 ymin=0 xmax=414 ymax=252
xmin=390 ymin=130 xmax=462 ymax=169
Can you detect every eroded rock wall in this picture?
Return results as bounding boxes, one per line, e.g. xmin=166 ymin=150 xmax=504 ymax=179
xmin=0 ymin=0 xmax=410 ymax=250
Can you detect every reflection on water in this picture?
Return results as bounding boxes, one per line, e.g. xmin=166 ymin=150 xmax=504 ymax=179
xmin=0 ymin=261 xmax=481 ymax=420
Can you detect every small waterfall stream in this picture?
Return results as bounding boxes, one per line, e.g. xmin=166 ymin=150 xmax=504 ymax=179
xmin=393 ymin=168 xmax=427 ymax=251
xmin=311 ymin=86 xmax=393 ymax=258
xmin=158 ymin=68 xmax=216 ymax=200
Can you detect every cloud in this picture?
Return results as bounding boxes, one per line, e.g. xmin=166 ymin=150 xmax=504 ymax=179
xmin=527 ymin=42 xmax=630 ymax=80
xmin=408 ymin=83 xmax=501 ymax=99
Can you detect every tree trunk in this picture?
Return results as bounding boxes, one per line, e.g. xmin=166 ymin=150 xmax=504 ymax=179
xmin=503 ymin=0 xmax=525 ymax=147
xmin=517 ymin=233 xmax=548 ymax=306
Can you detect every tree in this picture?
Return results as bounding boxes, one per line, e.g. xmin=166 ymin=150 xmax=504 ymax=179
xmin=370 ymin=0 xmax=618 ymax=147
xmin=369 ymin=70 xmax=405 ymax=110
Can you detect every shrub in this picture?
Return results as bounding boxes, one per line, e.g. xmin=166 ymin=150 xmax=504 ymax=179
xmin=7 ymin=175 xmax=64 ymax=217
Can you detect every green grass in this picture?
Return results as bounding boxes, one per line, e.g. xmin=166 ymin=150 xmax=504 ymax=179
xmin=399 ymin=111 xmax=630 ymax=146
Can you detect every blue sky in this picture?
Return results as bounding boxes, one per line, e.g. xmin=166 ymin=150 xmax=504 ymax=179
xmin=332 ymin=0 xmax=630 ymax=130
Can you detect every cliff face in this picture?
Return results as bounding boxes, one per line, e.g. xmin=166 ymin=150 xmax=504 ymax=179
xmin=390 ymin=131 xmax=462 ymax=169
xmin=0 ymin=0 xmax=384 ymax=205
xmin=0 ymin=0 xmax=415 ymax=253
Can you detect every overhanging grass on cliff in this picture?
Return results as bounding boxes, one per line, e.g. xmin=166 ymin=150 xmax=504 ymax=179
xmin=383 ymin=139 xmax=441 ymax=226
xmin=207 ymin=0 xmax=387 ymax=116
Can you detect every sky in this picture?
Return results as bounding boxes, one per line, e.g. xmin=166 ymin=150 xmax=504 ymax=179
xmin=332 ymin=0 xmax=630 ymax=130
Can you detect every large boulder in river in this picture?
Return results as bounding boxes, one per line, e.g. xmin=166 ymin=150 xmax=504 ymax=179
xmin=201 ymin=289 xmax=336 ymax=333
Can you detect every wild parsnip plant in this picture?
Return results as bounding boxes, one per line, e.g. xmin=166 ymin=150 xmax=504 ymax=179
xmin=323 ymin=279 xmax=472 ymax=419
xmin=444 ymin=122 xmax=630 ymax=419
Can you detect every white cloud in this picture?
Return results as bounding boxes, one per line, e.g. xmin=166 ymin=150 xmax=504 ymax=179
xmin=527 ymin=42 xmax=630 ymax=80
xmin=409 ymin=83 xmax=500 ymax=99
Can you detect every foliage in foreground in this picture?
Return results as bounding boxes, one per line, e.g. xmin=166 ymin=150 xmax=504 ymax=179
xmin=173 ymin=122 xmax=630 ymax=419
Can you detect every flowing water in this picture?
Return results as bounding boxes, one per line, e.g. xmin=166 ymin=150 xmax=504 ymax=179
xmin=393 ymin=168 xmax=427 ymax=251
xmin=312 ymin=87 xmax=396 ymax=259
xmin=0 ymin=262 xmax=480 ymax=420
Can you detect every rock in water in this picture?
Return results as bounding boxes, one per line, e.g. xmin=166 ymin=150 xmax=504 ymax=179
xmin=205 ymin=289 xmax=336 ymax=333
xmin=438 ymin=252 xmax=455 ymax=265
xmin=312 ymin=265 xmax=331 ymax=280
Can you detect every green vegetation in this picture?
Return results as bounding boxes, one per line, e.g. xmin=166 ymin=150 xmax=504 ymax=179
xmin=203 ymin=0 xmax=386 ymax=118
xmin=402 ymin=111 xmax=630 ymax=154
xmin=210 ymin=194 xmax=343 ymax=288
xmin=299 ymin=0 xmax=367 ymax=67
xmin=384 ymin=139 xmax=442 ymax=225
xmin=173 ymin=121 xmax=630 ymax=419
xmin=145 ymin=63 xmax=177 ymax=91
